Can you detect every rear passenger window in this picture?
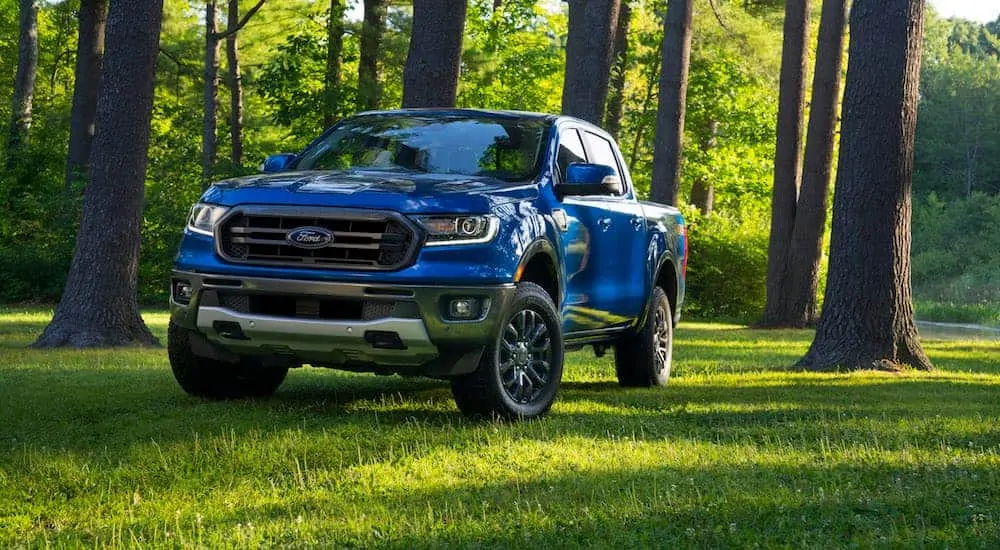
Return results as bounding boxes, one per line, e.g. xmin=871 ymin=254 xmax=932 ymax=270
xmin=582 ymin=132 xmax=626 ymax=195
xmin=557 ymin=129 xmax=587 ymax=182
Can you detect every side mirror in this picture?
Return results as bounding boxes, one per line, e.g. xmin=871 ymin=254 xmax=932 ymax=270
xmin=262 ymin=153 xmax=297 ymax=173
xmin=560 ymin=163 xmax=623 ymax=197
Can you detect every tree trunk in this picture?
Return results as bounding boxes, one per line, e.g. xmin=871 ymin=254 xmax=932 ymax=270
xmin=690 ymin=179 xmax=715 ymax=214
xmin=604 ymin=1 xmax=631 ymax=139
xmin=761 ymin=0 xmax=811 ymax=326
xmin=203 ymin=0 xmax=220 ymax=183
xmin=226 ymin=0 xmax=244 ymax=167
xmin=649 ymin=0 xmax=693 ymax=206
xmin=561 ymin=0 xmax=620 ymax=125
xmin=34 ymin=0 xmax=165 ymax=348
xmin=799 ymin=0 xmax=932 ymax=372
xmin=325 ymin=0 xmax=346 ymax=128
xmin=785 ymin=0 xmax=847 ymax=327
xmin=402 ymin=0 xmax=468 ymax=108
xmin=65 ymin=0 xmax=107 ymax=190
xmin=690 ymin=121 xmax=720 ymax=214
xmin=7 ymin=0 xmax=39 ymax=164
xmin=358 ymin=0 xmax=386 ymax=111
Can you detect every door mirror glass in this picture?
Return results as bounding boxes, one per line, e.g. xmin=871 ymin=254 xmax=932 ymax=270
xmin=262 ymin=153 xmax=297 ymax=173
xmin=561 ymin=163 xmax=623 ymax=196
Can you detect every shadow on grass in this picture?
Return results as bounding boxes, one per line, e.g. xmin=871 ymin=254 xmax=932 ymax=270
xmin=4 ymin=361 xmax=1000 ymax=461
xmin=138 ymin=459 xmax=1000 ymax=548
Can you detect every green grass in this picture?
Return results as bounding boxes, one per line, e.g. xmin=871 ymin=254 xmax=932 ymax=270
xmin=2 ymin=310 xmax=1000 ymax=548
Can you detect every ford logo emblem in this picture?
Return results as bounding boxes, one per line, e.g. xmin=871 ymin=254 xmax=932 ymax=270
xmin=286 ymin=226 xmax=334 ymax=249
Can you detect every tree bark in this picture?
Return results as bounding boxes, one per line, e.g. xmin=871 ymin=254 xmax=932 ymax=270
xmin=800 ymin=0 xmax=932 ymax=372
xmin=561 ymin=0 xmax=620 ymax=125
xmin=761 ymin=0 xmax=811 ymax=326
xmin=65 ymin=0 xmax=107 ymax=190
xmin=604 ymin=1 xmax=631 ymax=140
xmin=358 ymin=0 xmax=386 ymax=111
xmin=7 ymin=0 xmax=39 ymax=164
xmin=34 ymin=0 xmax=165 ymax=348
xmin=690 ymin=121 xmax=719 ymax=214
xmin=325 ymin=0 xmax=346 ymax=128
xmin=402 ymin=0 xmax=468 ymax=108
xmin=226 ymin=0 xmax=244 ymax=167
xmin=203 ymin=0 xmax=220 ymax=183
xmin=649 ymin=0 xmax=693 ymax=206
xmin=785 ymin=0 xmax=848 ymax=327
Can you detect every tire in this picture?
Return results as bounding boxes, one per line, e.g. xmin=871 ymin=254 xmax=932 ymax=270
xmin=168 ymin=321 xmax=288 ymax=399
xmin=450 ymin=282 xmax=564 ymax=420
xmin=615 ymin=286 xmax=673 ymax=387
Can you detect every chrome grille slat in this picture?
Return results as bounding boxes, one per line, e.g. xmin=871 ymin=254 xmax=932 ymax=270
xmin=230 ymin=226 xmax=386 ymax=239
xmin=218 ymin=208 xmax=418 ymax=270
xmin=230 ymin=237 xmax=380 ymax=250
xmin=243 ymin=254 xmax=379 ymax=265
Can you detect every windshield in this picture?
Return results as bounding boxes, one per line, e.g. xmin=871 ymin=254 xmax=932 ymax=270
xmin=293 ymin=114 xmax=549 ymax=182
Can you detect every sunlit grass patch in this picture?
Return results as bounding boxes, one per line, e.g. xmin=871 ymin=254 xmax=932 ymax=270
xmin=2 ymin=310 xmax=999 ymax=547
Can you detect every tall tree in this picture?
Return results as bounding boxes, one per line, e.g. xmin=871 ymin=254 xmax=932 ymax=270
xmin=204 ymin=0 xmax=263 ymax=177
xmin=604 ymin=1 xmax=631 ymax=139
xmin=800 ymin=0 xmax=932 ymax=372
xmin=785 ymin=0 xmax=848 ymax=327
xmin=689 ymin=121 xmax=719 ymax=214
xmin=203 ymin=0 xmax=220 ymax=182
xmin=226 ymin=0 xmax=244 ymax=167
xmin=402 ymin=0 xmax=468 ymax=108
xmin=358 ymin=0 xmax=386 ymax=110
xmin=761 ymin=0 xmax=811 ymax=326
xmin=7 ymin=0 xmax=38 ymax=163
xmin=324 ymin=0 xmax=346 ymax=128
xmin=65 ymin=0 xmax=107 ymax=189
xmin=649 ymin=0 xmax=693 ymax=205
xmin=561 ymin=0 xmax=620 ymax=125
xmin=34 ymin=0 xmax=165 ymax=348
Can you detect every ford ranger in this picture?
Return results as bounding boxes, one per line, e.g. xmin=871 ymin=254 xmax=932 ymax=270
xmin=168 ymin=109 xmax=687 ymax=419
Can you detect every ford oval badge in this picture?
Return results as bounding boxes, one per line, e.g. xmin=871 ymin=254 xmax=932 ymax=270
xmin=286 ymin=226 xmax=334 ymax=249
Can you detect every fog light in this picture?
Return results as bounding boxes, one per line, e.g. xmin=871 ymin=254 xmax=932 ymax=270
xmin=173 ymin=280 xmax=193 ymax=304
xmin=448 ymin=298 xmax=479 ymax=320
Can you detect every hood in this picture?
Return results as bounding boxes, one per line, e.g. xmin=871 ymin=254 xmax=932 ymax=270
xmin=200 ymin=169 xmax=537 ymax=213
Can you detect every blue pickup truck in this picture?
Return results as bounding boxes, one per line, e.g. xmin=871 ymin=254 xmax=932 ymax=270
xmin=169 ymin=109 xmax=686 ymax=419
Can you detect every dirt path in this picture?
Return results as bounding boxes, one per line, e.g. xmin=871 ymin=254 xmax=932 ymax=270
xmin=917 ymin=320 xmax=1000 ymax=340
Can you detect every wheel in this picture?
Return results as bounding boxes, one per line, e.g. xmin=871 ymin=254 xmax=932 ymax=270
xmin=450 ymin=282 xmax=564 ymax=420
xmin=615 ymin=286 xmax=673 ymax=387
xmin=168 ymin=321 xmax=288 ymax=399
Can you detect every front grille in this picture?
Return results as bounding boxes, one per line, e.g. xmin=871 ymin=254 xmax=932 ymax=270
xmin=218 ymin=208 xmax=418 ymax=270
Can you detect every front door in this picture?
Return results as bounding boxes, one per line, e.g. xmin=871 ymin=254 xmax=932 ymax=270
xmin=555 ymin=128 xmax=648 ymax=334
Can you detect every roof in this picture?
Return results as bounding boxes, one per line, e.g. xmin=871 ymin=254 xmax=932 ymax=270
xmin=353 ymin=108 xmax=560 ymax=123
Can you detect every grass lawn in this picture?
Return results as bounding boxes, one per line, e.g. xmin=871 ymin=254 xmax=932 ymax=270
xmin=2 ymin=310 xmax=1000 ymax=548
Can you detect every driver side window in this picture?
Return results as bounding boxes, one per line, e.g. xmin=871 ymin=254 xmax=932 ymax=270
xmin=557 ymin=129 xmax=587 ymax=183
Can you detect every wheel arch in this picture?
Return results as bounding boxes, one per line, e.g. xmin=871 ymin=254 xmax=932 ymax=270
xmin=514 ymin=239 xmax=561 ymax=308
xmin=635 ymin=254 xmax=679 ymax=330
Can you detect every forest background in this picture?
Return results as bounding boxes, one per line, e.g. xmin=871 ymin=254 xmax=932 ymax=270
xmin=1 ymin=0 xmax=998 ymax=325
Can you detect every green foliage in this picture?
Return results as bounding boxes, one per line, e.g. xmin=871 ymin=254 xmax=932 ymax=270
xmin=916 ymin=18 xmax=1000 ymax=199
xmin=3 ymin=311 xmax=1000 ymax=546
xmin=912 ymin=193 xmax=1000 ymax=307
xmin=458 ymin=0 xmax=566 ymax=113
xmin=682 ymin=207 xmax=770 ymax=321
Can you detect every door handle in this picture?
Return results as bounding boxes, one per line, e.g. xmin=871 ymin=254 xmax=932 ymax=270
xmin=598 ymin=217 xmax=612 ymax=231
xmin=631 ymin=216 xmax=644 ymax=231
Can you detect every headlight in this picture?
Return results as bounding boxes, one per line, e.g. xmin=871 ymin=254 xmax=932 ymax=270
xmin=186 ymin=203 xmax=229 ymax=236
xmin=413 ymin=215 xmax=499 ymax=246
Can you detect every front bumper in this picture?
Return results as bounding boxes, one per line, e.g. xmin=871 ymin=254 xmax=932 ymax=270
xmin=169 ymin=271 xmax=515 ymax=375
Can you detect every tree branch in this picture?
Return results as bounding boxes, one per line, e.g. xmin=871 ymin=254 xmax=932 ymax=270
xmin=158 ymin=46 xmax=197 ymax=74
xmin=213 ymin=0 xmax=266 ymax=40
xmin=708 ymin=0 xmax=731 ymax=33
